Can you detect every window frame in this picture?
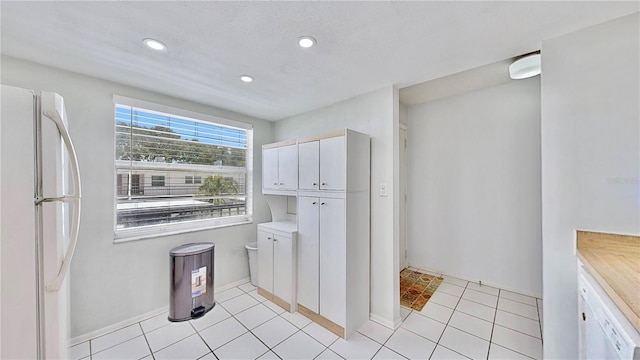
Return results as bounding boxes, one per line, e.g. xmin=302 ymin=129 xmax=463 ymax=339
xmin=151 ymin=175 xmax=165 ymax=187
xmin=113 ymin=95 xmax=253 ymax=243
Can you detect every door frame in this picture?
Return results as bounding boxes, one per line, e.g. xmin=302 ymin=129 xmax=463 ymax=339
xmin=399 ymin=124 xmax=408 ymax=272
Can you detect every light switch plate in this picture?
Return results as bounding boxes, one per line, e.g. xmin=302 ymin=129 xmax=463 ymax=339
xmin=379 ymin=183 xmax=388 ymax=197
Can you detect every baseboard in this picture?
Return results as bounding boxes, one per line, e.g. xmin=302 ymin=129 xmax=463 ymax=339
xmin=369 ymin=313 xmax=397 ymax=330
xmin=69 ymin=305 xmax=168 ymax=346
xmin=407 ymin=263 xmax=542 ymax=299
xmin=218 ymin=277 xmax=252 ymax=292
xmin=69 ymin=277 xmax=251 ymax=346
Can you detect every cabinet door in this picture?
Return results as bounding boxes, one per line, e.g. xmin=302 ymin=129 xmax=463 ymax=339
xmin=257 ymin=231 xmax=274 ymax=292
xmin=263 ymin=148 xmax=279 ymax=189
xmin=278 ymin=145 xmax=298 ymax=190
xmin=297 ymin=197 xmax=320 ymax=313
xmin=319 ymin=198 xmax=346 ymax=325
xmin=273 ymin=234 xmax=293 ymax=303
xmin=298 ymin=141 xmax=319 ymax=190
xmin=320 ymin=136 xmax=346 ymax=190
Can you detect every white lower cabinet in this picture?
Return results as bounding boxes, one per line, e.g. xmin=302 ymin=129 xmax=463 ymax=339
xmin=297 ymin=195 xmax=367 ymax=339
xmin=257 ymin=221 xmax=297 ymax=312
xmin=297 ymin=197 xmax=320 ymax=313
xmin=318 ymin=198 xmax=346 ymax=326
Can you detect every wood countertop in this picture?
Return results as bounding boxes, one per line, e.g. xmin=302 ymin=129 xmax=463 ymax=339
xmin=577 ymin=230 xmax=640 ymax=333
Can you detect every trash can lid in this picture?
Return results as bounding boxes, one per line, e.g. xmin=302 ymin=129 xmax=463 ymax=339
xmin=245 ymin=242 xmax=258 ymax=250
xmin=170 ymin=243 xmax=215 ymax=256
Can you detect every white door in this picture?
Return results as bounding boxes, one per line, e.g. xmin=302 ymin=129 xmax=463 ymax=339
xmin=298 ymin=141 xmax=319 ymax=190
xmin=272 ymin=234 xmax=292 ymax=303
xmin=297 ymin=197 xmax=320 ymax=312
xmin=257 ymin=231 xmax=274 ymax=292
xmin=262 ymin=148 xmax=279 ymax=189
xmin=277 ymin=145 xmax=298 ymax=190
xmin=319 ymin=198 xmax=346 ymax=326
xmin=319 ymin=137 xmax=345 ymax=190
xmin=399 ymin=126 xmax=408 ymax=271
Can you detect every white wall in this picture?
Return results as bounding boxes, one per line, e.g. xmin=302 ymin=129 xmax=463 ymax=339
xmin=1 ymin=56 xmax=274 ymax=337
xmin=274 ymin=86 xmax=401 ymax=327
xmin=406 ymin=77 xmax=542 ymax=295
xmin=540 ymin=13 xmax=639 ymax=359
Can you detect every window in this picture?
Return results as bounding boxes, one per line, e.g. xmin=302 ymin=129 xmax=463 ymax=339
xmin=114 ymin=96 xmax=253 ymax=241
xmin=151 ymin=176 xmax=165 ymax=187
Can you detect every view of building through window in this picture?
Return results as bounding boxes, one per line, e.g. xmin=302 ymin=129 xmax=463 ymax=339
xmin=115 ymin=104 xmax=249 ymax=230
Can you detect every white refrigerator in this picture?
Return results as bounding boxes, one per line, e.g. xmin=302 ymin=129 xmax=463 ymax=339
xmin=1 ymin=85 xmax=82 ymax=359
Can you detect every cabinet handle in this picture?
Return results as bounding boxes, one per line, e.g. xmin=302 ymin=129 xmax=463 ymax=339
xmin=279 ymin=182 xmax=284 ymax=185
xmin=273 ymin=238 xmax=278 ymax=242
xmin=312 ymin=202 xmax=317 ymax=205
xmin=321 ymin=182 xmax=326 ymax=186
xmin=273 ymin=182 xmax=277 ymax=185
xmin=312 ymin=182 xmax=317 ymax=186
xmin=267 ymin=237 xmax=272 ymax=240
xmin=321 ymin=202 xmax=326 ymax=205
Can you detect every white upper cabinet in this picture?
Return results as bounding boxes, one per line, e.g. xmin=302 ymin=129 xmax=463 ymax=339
xmin=263 ymin=147 xmax=279 ymax=189
xmin=298 ymin=141 xmax=320 ymax=190
xmin=262 ymin=141 xmax=298 ymax=193
xmin=298 ymin=135 xmax=346 ymax=192
xmin=277 ymin=145 xmax=298 ymax=190
xmin=319 ymin=136 xmax=346 ymax=191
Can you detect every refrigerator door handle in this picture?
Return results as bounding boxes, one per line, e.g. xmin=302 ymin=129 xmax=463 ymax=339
xmin=41 ymin=109 xmax=82 ymax=292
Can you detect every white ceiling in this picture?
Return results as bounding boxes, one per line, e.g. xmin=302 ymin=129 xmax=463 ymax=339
xmin=1 ymin=2 xmax=637 ymax=121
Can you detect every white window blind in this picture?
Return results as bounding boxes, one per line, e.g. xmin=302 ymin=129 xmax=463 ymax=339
xmin=114 ymin=100 xmax=252 ymax=240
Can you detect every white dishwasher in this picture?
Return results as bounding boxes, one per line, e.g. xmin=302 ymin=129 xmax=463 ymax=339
xmin=578 ymin=260 xmax=640 ymax=360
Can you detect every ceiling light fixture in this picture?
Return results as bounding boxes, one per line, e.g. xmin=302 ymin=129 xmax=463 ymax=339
xmin=143 ymin=38 xmax=167 ymax=51
xmin=509 ymin=53 xmax=541 ymax=80
xmin=298 ymin=36 xmax=316 ymax=48
xmin=240 ymin=75 xmax=254 ymax=83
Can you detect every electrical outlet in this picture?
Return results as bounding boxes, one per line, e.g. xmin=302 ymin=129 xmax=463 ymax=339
xmin=379 ymin=183 xmax=388 ymax=197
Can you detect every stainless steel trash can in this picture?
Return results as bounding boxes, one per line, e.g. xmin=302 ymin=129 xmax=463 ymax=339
xmin=169 ymin=243 xmax=215 ymax=322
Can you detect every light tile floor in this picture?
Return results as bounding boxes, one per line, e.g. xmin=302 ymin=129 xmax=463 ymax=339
xmin=69 ymin=274 xmax=543 ymax=360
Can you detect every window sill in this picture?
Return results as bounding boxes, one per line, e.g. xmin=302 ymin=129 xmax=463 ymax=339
xmin=114 ymin=216 xmax=253 ymax=243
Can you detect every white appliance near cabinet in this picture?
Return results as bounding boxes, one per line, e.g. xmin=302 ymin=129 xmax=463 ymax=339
xmin=578 ymin=260 xmax=640 ymax=360
xmin=1 ymin=85 xmax=82 ymax=359
xmin=257 ymin=221 xmax=297 ymax=312
xmin=262 ymin=140 xmax=297 ymax=194
xmin=296 ymin=129 xmax=370 ymax=339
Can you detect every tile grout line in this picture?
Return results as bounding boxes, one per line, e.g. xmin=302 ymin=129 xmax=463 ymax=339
xmin=138 ymin=322 xmax=155 ymax=360
xmin=495 ymin=307 xmax=540 ymax=322
xmin=146 ymin=325 xmax=197 ymax=356
xmin=427 ymin=280 xmax=470 ymax=359
xmin=208 ymin=289 xmax=281 ymax=358
xmin=89 ymin=334 xmax=148 ymax=358
xmin=537 ymin=299 xmax=544 ymax=345
xmin=490 ymin=291 xmax=542 ymax=359
xmin=486 ymin=288 xmax=501 ymax=359
xmin=227 ymin=299 xmax=291 ymax=359
xmin=188 ymin=317 xmax=216 ymax=359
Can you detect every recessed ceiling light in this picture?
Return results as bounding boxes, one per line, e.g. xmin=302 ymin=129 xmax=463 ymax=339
xmin=509 ymin=53 xmax=541 ymax=80
xmin=240 ymin=75 xmax=254 ymax=83
xmin=143 ymin=38 xmax=167 ymax=51
xmin=298 ymin=36 xmax=316 ymax=48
